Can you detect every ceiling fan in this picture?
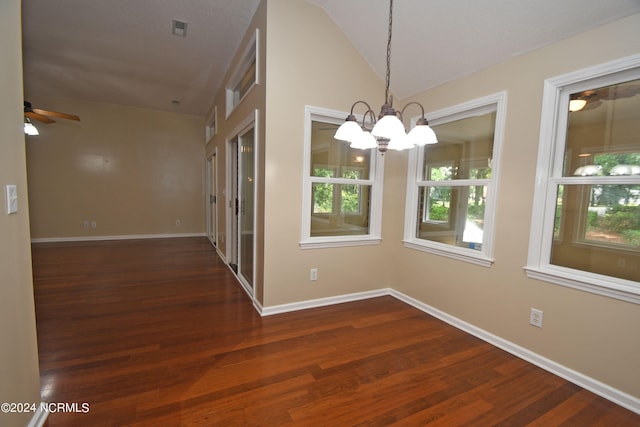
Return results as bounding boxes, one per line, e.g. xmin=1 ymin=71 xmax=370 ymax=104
xmin=23 ymin=101 xmax=80 ymax=124
xmin=570 ymin=82 xmax=639 ymax=111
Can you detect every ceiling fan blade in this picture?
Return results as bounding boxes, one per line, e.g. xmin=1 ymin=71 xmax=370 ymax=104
xmin=32 ymin=108 xmax=80 ymax=121
xmin=25 ymin=111 xmax=55 ymax=123
xmin=583 ymin=100 xmax=603 ymax=110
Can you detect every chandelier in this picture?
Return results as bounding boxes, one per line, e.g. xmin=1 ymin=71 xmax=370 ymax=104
xmin=334 ymin=0 xmax=437 ymax=154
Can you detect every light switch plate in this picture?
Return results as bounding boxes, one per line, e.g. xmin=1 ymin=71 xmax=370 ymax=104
xmin=6 ymin=185 xmax=17 ymax=214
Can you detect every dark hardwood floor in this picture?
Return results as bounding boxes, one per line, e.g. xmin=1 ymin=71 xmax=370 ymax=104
xmin=32 ymin=237 xmax=639 ymax=426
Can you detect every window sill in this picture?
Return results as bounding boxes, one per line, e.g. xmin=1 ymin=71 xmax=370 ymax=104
xmin=300 ymin=237 xmax=382 ymax=249
xmin=524 ymin=266 xmax=640 ymax=305
xmin=403 ymin=240 xmax=494 ymax=267
xmin=225 ymin=83 xmax=256 ymax=119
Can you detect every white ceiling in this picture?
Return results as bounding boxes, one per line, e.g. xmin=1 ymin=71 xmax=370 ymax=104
xmin=21 ymin=0 xmax=640 ymax=117
xmin=21 ymin=0 xmax=261 ymax=116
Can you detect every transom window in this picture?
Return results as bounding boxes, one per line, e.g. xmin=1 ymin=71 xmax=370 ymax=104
xmin=527 ymin=54 xmax=640 ymax=303
xmin=301 ymin=106 xmax=383 ymax=248
xmin=404 ymin=93 xmax=506 ymax=266
xmin=226 ymin=29 xmax=259 ymax=118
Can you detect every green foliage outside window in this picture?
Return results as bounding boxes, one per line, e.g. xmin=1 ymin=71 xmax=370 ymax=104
xmin=583 ymin=154 xmax=640 ymax=246
xmin=313 ymin=168 xmax=333 ymax=213
xmin=313 ymin=168 xmax=363 ymax=215
xmin=341 ymin=184 xmax=359 ymax=213
xmin=592 ymin=205 xmax=640 ymax=246
xmin=429 ymin=203 xmax=449 ymax=221
xmin=592 ymin=153 xmax=640 ymax=206
xmin=340 ymin=169 xmax=361 ymax=214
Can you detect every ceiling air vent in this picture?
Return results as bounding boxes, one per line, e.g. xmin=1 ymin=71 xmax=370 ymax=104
xmin=172 ymin=20 xmax=187 ymax=37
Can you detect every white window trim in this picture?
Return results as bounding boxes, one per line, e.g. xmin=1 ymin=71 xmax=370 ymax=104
xmin=225 ymin=29 xmax=259 ymax=119
xmin=300 ymin=106 xmax=384 ymax=249
xmin=525 ymin=53 xmax=640 ymax=305
xmin=403 ymin=92 xmax=507 ymax=267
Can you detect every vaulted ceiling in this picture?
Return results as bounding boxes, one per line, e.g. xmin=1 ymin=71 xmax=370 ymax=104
xmin=21 ymin=0 xmax=640 ymax=116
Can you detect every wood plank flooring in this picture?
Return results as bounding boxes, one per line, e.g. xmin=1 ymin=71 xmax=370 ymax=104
xmin=32 ymin=237 xmax=639 ymax=426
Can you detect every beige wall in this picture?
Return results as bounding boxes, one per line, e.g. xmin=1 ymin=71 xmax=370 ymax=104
xmin=0 ymin=1 xmax=42 ymax=425
xmin=390 ymin=13 xmax=640 ymax=398
xmin=6 ymin=0 xmax=634 ymax=414
xmin=262 ymin=0 xmax=393 ymax=306
xmin=25 ymin=97 xmax=205 ymax=239
xmin=204 ymin=0 xmax=267 ymax=303
xmin=252 ymin=1 xmax=640 ymax=401
xmin=204 ymin=0 xmax=394 ymax=307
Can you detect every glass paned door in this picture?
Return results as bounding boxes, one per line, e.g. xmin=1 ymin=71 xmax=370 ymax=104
xmin=206 ymin=154 xmax=217 ymax=246
xmin=239 ymin=127 xmax=255 ymax=290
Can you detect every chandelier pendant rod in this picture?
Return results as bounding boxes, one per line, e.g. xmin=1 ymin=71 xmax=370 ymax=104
xmin=384 ymin=0 xmax=393 ymax=108
xmin=333 ymin=0 xmax=438 ymax=153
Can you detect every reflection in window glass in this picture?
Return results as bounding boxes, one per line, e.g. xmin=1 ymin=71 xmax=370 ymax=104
xmin=226 ymin=30 xmax=258 ymax=116
xmin=234 ymin=60 xmax=256 ymax=103
xmin=309 ymin=121 xmax=372 ymax=237
xmin=565 ymin=79 xmax=640 ymax=177
xmin=341 ymin=183 xmax=361 ymax=214
xmin=553 ymin=183 xmax=640 ymax=279
xmin=310 ymin=122 xmax=370 ymax=179
xmin=310 ymin=183 xmax=371 ymax=236
xmin=551 ymin=78 xmax=640 ymax=282
xmin=312 ymin=182 xmax=333 ymax=214
xmin=416 ymin=110 xmax=495 ymax=250
xmin=422 ymin=113 xmax=495 ymax=181
xmin=427 ymin=163 xmax=454 ymax=181
xmin=418 ymin=186 xmax=487 ymax=248
xmin=421 ymin=186 xmax=451 ymax=223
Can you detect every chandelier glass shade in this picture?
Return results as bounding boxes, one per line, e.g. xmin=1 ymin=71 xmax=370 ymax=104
xmin=334 ymin=0 xmax=437 ymax=154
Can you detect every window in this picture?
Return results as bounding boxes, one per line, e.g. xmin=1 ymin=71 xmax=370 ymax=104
xmin=205 ymin=105 xmax=217 ymax=143
xmin=301 ymin=106 xmax=384 ymax=248
xmin=527 ymin=54 xmax=640 ymax=304
xmin=226 ymin=29 xmax=259 ymax=118
xmin=403 ymin=93 xmax=506 ymax=266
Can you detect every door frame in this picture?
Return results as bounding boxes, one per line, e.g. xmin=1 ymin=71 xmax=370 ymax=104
xmin=225 ymin=110 xmax=258 ymax=297
xmin=206 ymin=150 xmax=218 ymax=247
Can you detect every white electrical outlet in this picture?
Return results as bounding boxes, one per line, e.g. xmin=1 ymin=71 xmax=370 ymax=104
xmin=530 ymin=308 xmax=543 ymax=328
xmin=91 ymin=221 xmax=97 ymax=228
xmin=176 ymin=219 xmax=181 ymax=227
xmin=310 ymin=268 xmax=318 ymax=281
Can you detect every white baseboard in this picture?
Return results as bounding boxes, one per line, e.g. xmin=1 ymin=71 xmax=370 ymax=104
xmin=31 ymin=233 xmax=206 ymax=243
xmin=256 ymin=287 xmax=640 ymax=415
xmin=388 ymin=289 xmax=640 ymax=415
xmin=258 ymin=289 xmax=390 ymax=316
xmin=27 ymin=403 xmax=48 ymax=427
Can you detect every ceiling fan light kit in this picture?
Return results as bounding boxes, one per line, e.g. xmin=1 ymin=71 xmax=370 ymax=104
xmin=569 ymin=81 xmax=639 ymax=112
xmin=24 ymin=118 xmax=39 ymax=136
xmin=23 ymin=101 xmax=80 ymax=135
xmin=334 ymin=0 xmax=437 ymax=154
xmin=568 ymin=99 xmax=587 ymax=112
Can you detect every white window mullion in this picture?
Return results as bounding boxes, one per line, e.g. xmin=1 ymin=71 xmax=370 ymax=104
xmin=416 ymin=179 xmax=492 ymax=188
xmin=310 ymin=177 xmax=374 ymax=186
